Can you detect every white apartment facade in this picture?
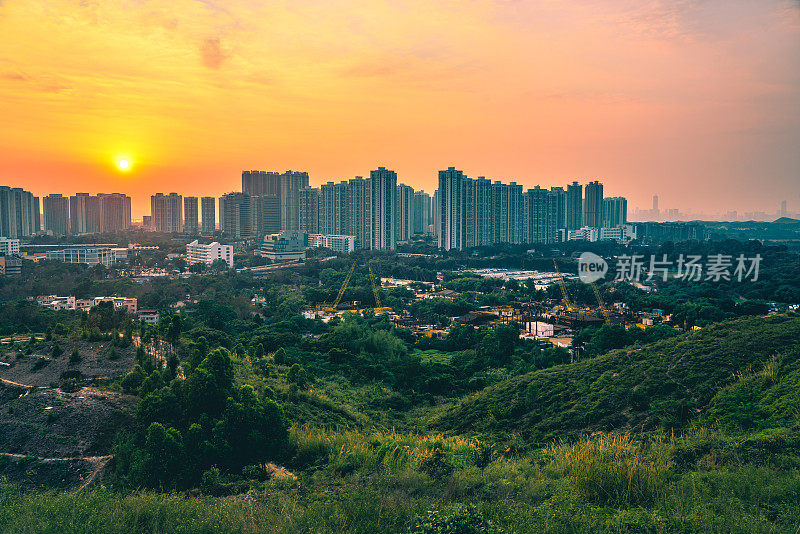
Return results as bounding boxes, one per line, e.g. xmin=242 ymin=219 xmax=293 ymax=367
xmin=0 ymin=237 xmax=20 ymax=255
xmin=186 ymin=240 xmax=234 ymax=267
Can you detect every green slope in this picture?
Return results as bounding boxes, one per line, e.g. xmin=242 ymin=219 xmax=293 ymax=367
xmin=431 ymin=315 xmax=800 ymax=441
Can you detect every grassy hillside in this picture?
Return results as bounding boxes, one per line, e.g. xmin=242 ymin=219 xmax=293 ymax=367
xmin=432 ymin=315 xmax=800 ymax=441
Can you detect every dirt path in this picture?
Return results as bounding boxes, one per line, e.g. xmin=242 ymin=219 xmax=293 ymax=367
xmin=0 ymin=377 xmax=46 ymax=389
xmin=0 ymin=452 xmax=114 ymax=491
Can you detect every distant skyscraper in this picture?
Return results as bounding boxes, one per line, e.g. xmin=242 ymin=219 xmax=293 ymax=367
xmin=549 ymin=187 xmax=567 ymax=233
xmin=413 ymin=190 xmax=431 ymax=235
xmin=396 ymin=184 xmax=414 ymax=242
xmin=252 ymin=195 xmax=281 ymax=236
xmin=69 ymin=193 xmax=91 ymax=234
xmin=781 ymin=200 xmax=787 ymax=216
xmin=524 ymin=186 xmax=551 ymax=244
xmin=280 ymin=171 xmax=309 ymax=231
xmin=0 ymin=186 xmax=39 ymax=238
xmin=602 ymin=197 xmax=628 ymax=228
xmin=438 ymin=167 xmax=465 ymax=250
xmin=583 ymin=181 xmax=603 ymax=228
xmin=219 ymin=192 xmax=253 ymax=239
xmin=242 ymin=170 xmax=281 ymax=196
xmin=320 ymin=181 xmax=345 ymax=235
xmin=473 ymin=177 xmax=492 ymax=246
xmin=184 ymin=196 xmax=199 ymax=234
xmin=151 ymin=193 xmax=183 ymax=233
xmin=369 ymin=167 xmax=397 ymax=250
xmin=43 ymin=194 xmax=69 ymax=236
xmin=299 ymin=187 xmax=320 ymax=235
xmin=201 ymin=196 xmax=215 ymax=235
xmin=566 ymin=181 xmax=583 ymax=230
xmin=98 ymin=193 xmax=131 ymax=233
xmin=346 ymin=177 xmax=368 ymax=249
xmin=653 ymin=195 xmax=659 ymax=213
xmin=242 ymin=170 xmax=308 ymax=230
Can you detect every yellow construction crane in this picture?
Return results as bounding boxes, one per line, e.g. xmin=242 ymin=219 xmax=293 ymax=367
xmin=368 ymin=261 xmax=382 ymax=309
xmin=552 ymin=258 xmax=575 ymax=312
xmin=323 ymin=260 xmax=391 ymax=315
xmin=590 ymin=281 xmax=612 ymax=323
xmin=326 ymin=260 xmax=356 ymax=312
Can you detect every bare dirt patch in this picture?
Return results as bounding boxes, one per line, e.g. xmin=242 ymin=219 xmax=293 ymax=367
xmin=0 ymin=339 xmax=136 ymax=388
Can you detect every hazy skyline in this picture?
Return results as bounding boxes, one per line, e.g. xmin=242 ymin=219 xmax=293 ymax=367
xmin=1 ymin=0 xmax=798 ymax=218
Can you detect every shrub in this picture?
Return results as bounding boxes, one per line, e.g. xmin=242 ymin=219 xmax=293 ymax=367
xmin=31 ymin=358 xmax=50 ymax=372
xmin=69 ymin=349 xmax=82 ymax=365
xmin=408 ymin=505 xmax=503 ymax=534
xmin=52 ymin=342 xmax=63 ymax=358
xmin=419 ymin=448 xmax=454 ymax=481
xmin=60 ymin=378 xmax=80 ymax=393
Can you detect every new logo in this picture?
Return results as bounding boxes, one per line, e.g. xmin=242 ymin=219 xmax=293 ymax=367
xmin=578 ymin=252 xmax=608 ymax=283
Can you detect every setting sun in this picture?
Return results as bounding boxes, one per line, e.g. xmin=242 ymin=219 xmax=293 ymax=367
xmin=116 ymin=158 xmax=131 ymax=171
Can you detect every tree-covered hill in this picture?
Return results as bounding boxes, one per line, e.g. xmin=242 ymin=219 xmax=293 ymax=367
xmin=432 ymin=314 xmax=800 ymax=441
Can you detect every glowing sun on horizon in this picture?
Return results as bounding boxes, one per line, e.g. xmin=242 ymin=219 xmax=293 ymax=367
xmin=116 ymin=158 xmax=131 ymax=171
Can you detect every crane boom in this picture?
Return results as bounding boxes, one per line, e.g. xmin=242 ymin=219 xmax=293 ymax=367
xmin=332 ymin=260 xmax=357 ymax=309
xmin=368 ymin=261 xmax=382 ymax=308
xmin=552 ymin=258 xmax=574 ymax=311
xmin=590 ymin=281 xmax=611 ymax=323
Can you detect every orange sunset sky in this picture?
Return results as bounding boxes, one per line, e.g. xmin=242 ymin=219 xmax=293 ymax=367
xmin=1 ymin=0 xmax=799 ymax=219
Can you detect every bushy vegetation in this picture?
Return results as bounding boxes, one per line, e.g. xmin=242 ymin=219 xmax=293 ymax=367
xmin=1 ymin=237 xmax=799 ymax=532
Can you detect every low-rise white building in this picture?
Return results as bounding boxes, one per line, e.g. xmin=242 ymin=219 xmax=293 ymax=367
xmin=137 ymin=309 xmax=160 ymax=325
xmin=35 ymin=295 xmax=137 ymax=313
xmin=567 ymin=224 xmax=636 ymax=245
xmin=307 ymin=234 xmax=356 ymax=254
xmin=0 ymin=237 xmax=20 ymax=256
xmin=186 ymin=240 xmax=233 ymax=267
xmin=45 ymin=247 xmax=113 ymax=267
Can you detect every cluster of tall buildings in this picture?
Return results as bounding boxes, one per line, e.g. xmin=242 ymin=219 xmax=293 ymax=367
xmin=436 ymin=169 xmax=626 ymax=250
xmin=1 ymin=168 xmax=628 ymax=252
xmin=297 ymin=168 xmax=432 ymax=250
xmin=147 ymin=193 xmax=216 ymax=235
xmin=0 ymin=186 xmax=40 ymax=239
xmin=0 ymin=188 xmax=130 ymax=238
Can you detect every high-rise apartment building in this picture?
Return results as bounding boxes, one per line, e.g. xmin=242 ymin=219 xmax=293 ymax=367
xmin=346 ymin=177 xmax=369 ymax=249
xmin=396 ymin=184 xmax=414 ymax=242
xmin=583 ymin=181 xmax=604 ymax=228
xmin=69 ymin=193 xmax=91 ymax=234
xmin=242 ymin=169 xmax=308 ymax=230
xmin=219 ymin=192 xmax=253 ymax=239
xmin=151 ymin=193 xmax=183 ymax=233
xmin=473 ymin=177 xmax=493 ymax=246
xmin=43 ymin=194 xmax=69 ymax=236
xmin=280 ymin=170 xmax=309 ymax=231
xmin=412 ymin=190 xmax=431 ymax=235
xmin=548 ymin=187 xmax=567 ymax=232
xmin=252 ymin=195 xmax=281 ymax=236
xmin=201 ymin=196 xmax=216 ymax=235
xmin=242 ymin=170 xmax=281 ymax=197
xmin=320 ymin=181 xmax=347 ymax=235
xmin=183 ymin=196 xmax=199 ymax=234
xmin=524 ymin=186 xmax=551 ymax=244
xmin=0 ymin=186 xmax=39 ymax=238
xmin=602 ymin=197 xmax=628 ymax=228
xmin=369 ymin=167 xmax=397 ymax=250
xmin=438 ymin=167 xmax=464 ymax=250
xmin=299 ymin=187 xmax=320 ymax=235
xmin=566 ymin=181 xmax=583 ymax=230
xmin=98 ymin=193 xmax=131 ymax=233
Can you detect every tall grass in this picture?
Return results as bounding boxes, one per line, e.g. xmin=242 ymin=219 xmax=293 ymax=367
xmin=290 ymin=425 xmax=486 ymax=475
xmin=544 ymin=433 xmax=674 ymax=506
